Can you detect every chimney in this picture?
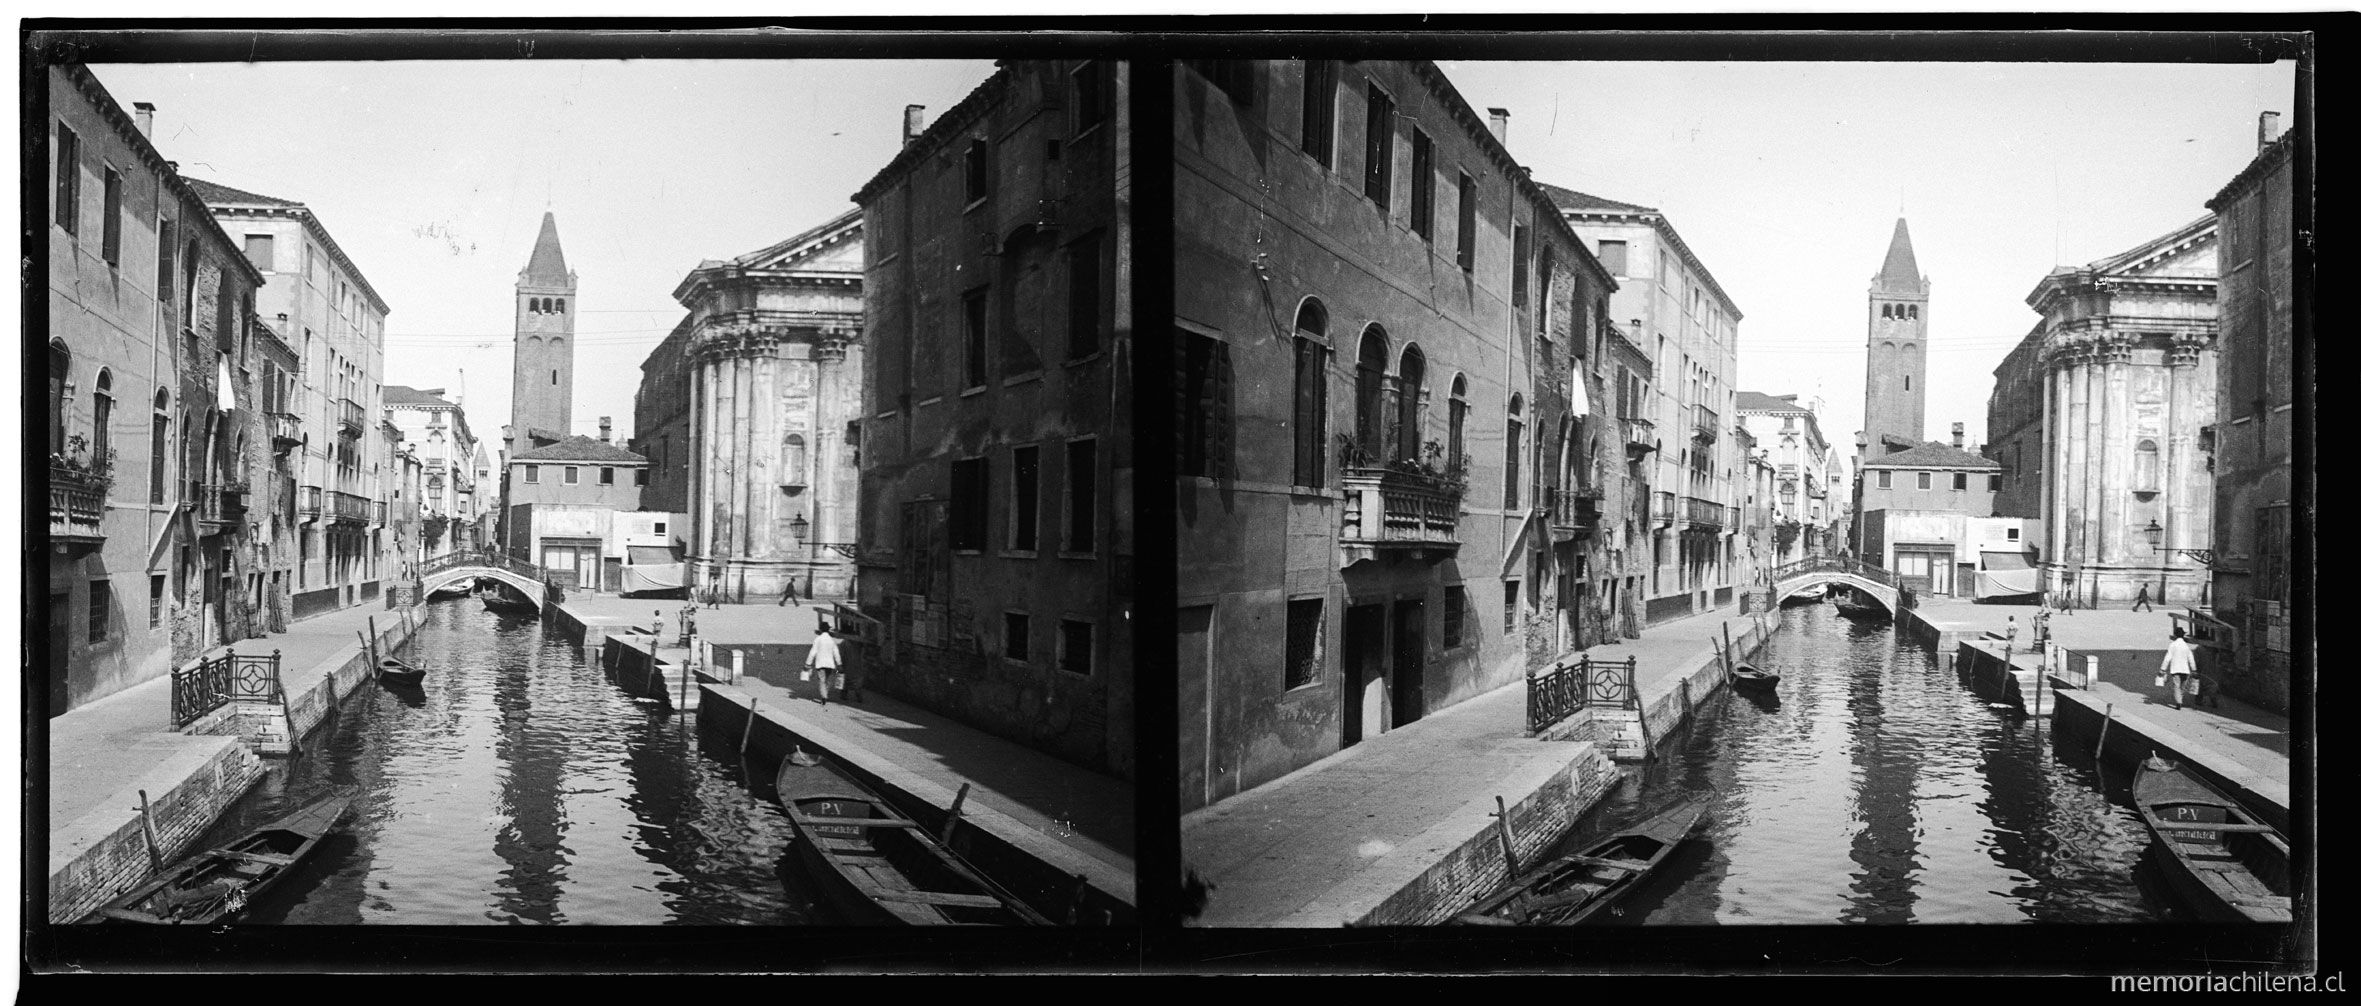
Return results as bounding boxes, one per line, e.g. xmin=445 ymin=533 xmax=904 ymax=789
xmin=133 ymin=102 xmax=155 ymax=138
xmin=1951 ymin=422 xmax=1965 ymax=449
xmin=598 ymin=416 xmax=612 ymax=443
xmin=2258 ymin=111 xmax=2282 ymax=151
xmin=903 ymin=105 xmax=928 ymax=148
xmin=1487 ymin=107 xmax=1510 ymax=148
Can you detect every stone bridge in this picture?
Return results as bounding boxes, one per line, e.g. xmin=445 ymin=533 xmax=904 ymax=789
xmin=419 ymin=553 xmax=553 ymax=611
xmin=1771 ymin=556 xmax=1903 ymax=616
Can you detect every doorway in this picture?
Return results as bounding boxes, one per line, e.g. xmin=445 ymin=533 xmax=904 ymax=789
xmin=1391 ymin=598 xmax=1426 ymax=727
xmin=1341 ymin=604 xmax=1386 ymax=747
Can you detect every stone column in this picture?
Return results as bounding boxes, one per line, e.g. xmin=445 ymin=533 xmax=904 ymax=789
xmin=2062 ymin=338 xmax=2089 ymax=585
xmin=751 ymin=341 xmax=778 ymax=563
xmin=2097 ymin=333 xmax=2133 ymax=566
xmin=2164 ymin=333 xmax=2207 ymax=602
xmin=2042 ymin=342 xmax=2069 ymax=577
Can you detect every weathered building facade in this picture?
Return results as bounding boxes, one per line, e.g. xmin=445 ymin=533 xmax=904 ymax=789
xmin=660 ymin=209 xmax=865 ymax=602
xmin=855 ymin=60 xmax=1133 ymax=781
xmin=1734 ymin=392 xmax=1840 ymax=567
xmin=1862 ymin=218 xmax=1932 ymax=458
xmin=505 ymin=430 xmax=648 ymax=590
xmin=1856 ymin=436 xmax=2007 ymax=597
xmin=1994 ymin=216 xmax=2219 ymax=609
xmin=384 ymin=385 xmax=484 ymax=563
xmin=1545 ymin=183 xmax=1745 ymax=626
xmin=45 ymin=68 xmax=271 ymax=714
xmin=2197 ymin=116 xmax=2298 ymax=713
xmin=510 ymin=212 xmax=577 ymax=449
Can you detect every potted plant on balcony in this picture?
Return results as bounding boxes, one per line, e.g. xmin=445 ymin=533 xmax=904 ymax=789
xmin=49 ymin=434 xmax=116 ymax=490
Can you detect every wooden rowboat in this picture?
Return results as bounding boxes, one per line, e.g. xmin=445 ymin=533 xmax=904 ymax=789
xmin=93 ymin=793 xmax=352 ymax=924
xmin=2133 ymin=757 xmax=2292 ymax=923
xmin=773 ymin=751 xmax=1052 ymax=926
xmin=1452 ymin=799 xmax=1706 ymax=926
xmin=375 ymin=657 xmax=426 ymax=686
xmin=1730 ymin=662 xmax=1781 ymax=689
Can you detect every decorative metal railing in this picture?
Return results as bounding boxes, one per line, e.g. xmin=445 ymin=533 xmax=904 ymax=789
xmin=329 ymin=489 xmax=371 ymax=524
xmin=1684 ymin=495 xmax=1724 ymax=530
xmin=1546 ymin=486 xmax=1603 ymax=531
xmin=1769 ymin=554 xmax=1901 ymax=590
xmin=267 ymin=411 xmax=303 ymax=450
xmin=421 ymin=549 xmax=550 ymax=585
xmin=171 ymin=649 xmax=282 ymax=728
xmin=1527 ymin=654 xmax=1640 ymax=734
xmin=198 ymin=481 xmax=250 ymax=526
xmin=337 ymin=397 xmax=366 ymax=438
xmin=300 ymin=484 xmax=323 ymax=520
xmin=1339 ymin=467 xmax=1463 ymax=548
xmin=1691 ymin=403 xmax=1719 ymax=442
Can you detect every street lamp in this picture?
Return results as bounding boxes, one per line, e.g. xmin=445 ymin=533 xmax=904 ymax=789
xmin=788 ymin=513 xmax=810 ymax=539
xmin=2143 ymin=518 xmax=2167 ymax=605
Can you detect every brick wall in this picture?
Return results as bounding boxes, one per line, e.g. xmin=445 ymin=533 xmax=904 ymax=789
xmin=1356 ymin=743 xmax=1620 ymax=925
xmin=47 ymin=739 xmax=265 ymax=923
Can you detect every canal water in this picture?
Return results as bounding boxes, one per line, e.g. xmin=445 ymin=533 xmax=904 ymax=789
xmin=189 ymin=599 xmax=827 ymax=925
xmin=1561 ymin=602 xmax=2181 ymax=925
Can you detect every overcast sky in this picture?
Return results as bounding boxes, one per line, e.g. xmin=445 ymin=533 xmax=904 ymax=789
xmin=89 ymin=59 xmax=1000 ymax=450
xmin=1440 ymin=58 xmax=2296 ymax=459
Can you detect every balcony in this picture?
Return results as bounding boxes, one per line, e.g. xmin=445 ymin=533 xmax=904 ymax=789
xmin=1339 ymin=466 xmax=1463 ymax=566
xmin=264 ymin=413 xmax=300 ymax=454
xmin=1684 ymin=495 xmax=1725 ymax=531
xmin=373 ymin=500 xmax=388 ymax=526
xmin=1547 ymin=486 xmax=1604 ymax=539
xmin=300 ymin=485 xmax=323 ymax=521
xmin=329 ymin=490 xmax=371 ymax=526
xmin=1691 ymin=403 xmax=1719 ymax=443
xmin=197 ymin=481 xmax=251 ymax=534
xmin=49 ymin=467 xmax=109 ymax=548
xmin=337 ymin=398 xmax=366 ymax=439
xmin=1652 ymin=489 xmax=1676 ymax=525
xmin=1623 ymin=416 xmax=1658 ymax=458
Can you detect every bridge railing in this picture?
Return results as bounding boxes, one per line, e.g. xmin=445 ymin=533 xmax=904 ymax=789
xmin=421 ymin=548 xmax=550 ymax=584
xmin=1526 ymin=654 xmax=1640 ymax=734
xmin=1770 ymin=554 xmax=1900 ymax=590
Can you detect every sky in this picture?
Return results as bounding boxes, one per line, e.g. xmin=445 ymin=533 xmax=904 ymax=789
xmin=1440 ymin=58 xmax=2297 ymax=460
xmin=88 ymin=58 xmax=1001 ymax=450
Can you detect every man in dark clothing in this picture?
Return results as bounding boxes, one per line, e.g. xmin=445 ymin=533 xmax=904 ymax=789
xmin=2132 ymin=583 xmax=2154 ymax=612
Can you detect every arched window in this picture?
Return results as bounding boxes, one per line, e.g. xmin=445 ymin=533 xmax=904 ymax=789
xmin=555 ymin=298 xmax=565 ymax=314
xmin=92 ymin=369 xmax=114 ymax=466
xmin=1908 ymin=304 xmax=1919 ymax=320
xmin=1558 ymin=414 xmax=1578 ymax=501
xmin=1292 ymin=299 xmax=1329 ymax=489
xmin=782 ymin=433 xmax=808 ymax=485
xmin=1448 ymin=374 xmax=1469 ymax=477
xmin=1505 ymin=394 xmax=1524 ymax=510
xmin=2133 ymin=438 xmax=2160 ymax=491
xmin=151 ymin=390 xmax=170 ymax=504
xmin=47 ymin=339 xmax=68 ymax=454
xmin=427 ymin=475 xmax=444 ymax=505
xmin=1353 ymin=325 xmax=1388 ymax=466
xmin=1395 ymin=344 xmax=1426 ymax=463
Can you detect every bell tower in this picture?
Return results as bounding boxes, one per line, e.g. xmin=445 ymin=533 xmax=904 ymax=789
xmin=1862 ymin=217 xmax=1928 ymax=457
xmin=511 ymin=211 xmax=576 ymax=446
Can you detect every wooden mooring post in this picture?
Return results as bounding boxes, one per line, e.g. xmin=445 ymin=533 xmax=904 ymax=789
xmin=939 ymin=783 xmax=972 ymax=844
xmin=2095 ymin=702 xmax=2114 ymax=763
xmin=368 ymin=617 xmax=381 ymax=666
xmin=740 ymin=698 xmax=760 ymax=755
xmin=1491 ymin=795 xmax=1522 ymax=877
xmin=137 ymin=789 xmax=165 ymax=873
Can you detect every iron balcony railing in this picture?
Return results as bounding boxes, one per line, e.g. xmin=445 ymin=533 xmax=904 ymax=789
xmin=171 ymin=649 xmax=283 ymax=728
xmin=329 ymin=489 xmax=371 ymax=524
xmin=49 ymin=467 xmax=108 ymax=545
xmin=300 ymin=485 xmax=323 ymax=521
xmin=1684 ymin=495 xmax=1725 ymax=530
xmin=1526 ymin=654 xmax=1640 ymax=734
xmin=197 ymin=481 xmax=251 ymax=528
xmin=337 ymin=397 xmax=366 ymax=438
xmin=1651 ymin=489 xmax=1676 ymax=524
xmin=1339 ymin=467 xmax=1463 ymax=551
xmin=373 ymin=500 xmax=388 ymax=525
xmin=1546 ymin=486 xmax=1604 ymax=532
xmin=1691 ymin=403 xmax=1719 ymax=443
xmin=268 ymin=411 xmax=303 ymax=451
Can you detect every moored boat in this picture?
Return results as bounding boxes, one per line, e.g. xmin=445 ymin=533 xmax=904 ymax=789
xmin=92 ymin=793 xmax=352 ymax=924
xmin=1834 ymin=593 xmax=1884 ymax=620
xmin=1452 ymin=799 xmax=1706 ymax=926
xmin=427 ymin=576 xmax=476 ymax=599
xmin=479 ymin=584 xmax=538 ymax=614
xmin=375 ymin=656 xmax=427 ymax=686
xmin=1779 ymin=583 xmax=1827 ymax=606
xmin=2133 ymin=757 xmax=2291 ymax=923
xmin=772 ymin=751 xmax=1052 ymax=926
xmin=1729 ymin=662 xmax=1781 ymax=689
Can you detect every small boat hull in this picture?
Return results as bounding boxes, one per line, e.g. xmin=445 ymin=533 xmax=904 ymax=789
xmin=2134 ymin=758 xmax=2291 ymax=924
xmin=93 ymin=794 xmax=351 ymax=924
xmin=773 ymin=756 xmax=1051 ymax=926
xmin=375 ymin=657 xmax=426 ymax=687
xmin=1729 ymin=663 xmax=1781 ymax=689
xmin=1453 ymin=800 xmax=1705 ymax=926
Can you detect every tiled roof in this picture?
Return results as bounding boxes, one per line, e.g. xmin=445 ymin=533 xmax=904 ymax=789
xmin=1734 ymin=391 xmax=1806 ymax=413
xmin=383 ymin=385 xmax=455 ymax=408
xmin=1863 ymin=443 xmax=1999 ymax=469
xmin=509 ymin=435 xmax=646 ymax=464
xmin=184 ymin=177 xmax=302 ymax=207
xmin=1535 ymin=181 xmax=1656 ymax=214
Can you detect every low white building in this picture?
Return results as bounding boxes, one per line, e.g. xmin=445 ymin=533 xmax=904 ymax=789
xmin=1859 ymin=508 xmax=2042 ymax=600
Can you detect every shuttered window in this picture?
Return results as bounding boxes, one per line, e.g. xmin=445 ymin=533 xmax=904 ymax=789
xmin=54 ymin=123 xmax=79 ymax=234
xmin=1300 ymin=60 xmax=1337 ymax=168
xmin=1409 ymin=129 xmax=1434 ymax=240
xmin=1178 ymin=330 xmax=1233 ymax=479
xmin=1457 ymin=172 xmax=1478 ymax=273
xmin=951 ymin=456 xmax=989 ymax=551
xmin=1363 ymin=84 xmax=1394 ymax=209
xmin=1285 ymin=598 xmax=1323 ymax=689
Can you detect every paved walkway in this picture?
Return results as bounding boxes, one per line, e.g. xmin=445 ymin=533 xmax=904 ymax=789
xmin=558 ymin=592 xmax=1135 ymax=876
xmin=48 ymin=601 xmax=409 ymax=829
xmin=1182 ymin=604 xmax=1768 ymax=927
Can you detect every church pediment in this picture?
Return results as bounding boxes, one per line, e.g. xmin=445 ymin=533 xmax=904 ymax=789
xmin=733 ymin=209 xmax=865 ymax=274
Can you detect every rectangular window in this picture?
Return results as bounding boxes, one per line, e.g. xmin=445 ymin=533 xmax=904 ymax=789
xmin=951 ymin=456 xmax=989 ymax=551
xmin=244 ymin=234 xmax=276 ymax=272
xmin=1065 ymin=439 xmax=1097 ymax=553
xmin=564 ymin=466 xmax=580 ymax=485
xmin=2006 ymin=527 xmax=2021 ymax=542
xmin=601 ymin=467 xmax=616 ymax=485
xmin=2255 ymin=504 xmax=2289 ymax=604
xmin=525 ymin=464 xmax=540 ymax=483
xmin=1004 ymin=611 xmax=1030 ymax=661
xmin=1989 ymin=473 xmax=2003 ymax=492
xmin=1597 ymin=239 xmax=1627 ymax=276
xmin=1059 ymin=618 xmax=1094 ymax=675
xmin=1300 ymin=60 xmax=1337 ymax=167
xmin=1953 ymin=472 xmax=1969 ymax=491
xmin=1178 ymin=331 xmax=1233 ymax=479
xmin=636 ymin=468 xmax=648 ymax=487
xmin=1444 ymin=585 xmax=1466 ymax=648
xmin=151 ymin=413 xmax=170 ymax=503
xmin=54 ymin=122 xmax=79 ymax=233
xmin=1876 ymin=470 xmax=1890 ymax=489
xmin=1293 ymin=337 xmax=1330 ymax=489
xmin=101 ymin=167 xmax=124 ymax=264
xmin=1284 ymin=598 xmax=1323 ymax=690
xmin=1917 ymin=471 xmax=1932 ymax=491
xmin=964 ymin=138 xmax=989 ymax=204
xmin=1456 ymin=172 xmax=1477 ymax=272
xmin=963 ymin=288 xmax=989 ymax=389
xmin=156 ymin=218 xmax=176 ymax=303
xmin=1502 ymin=580 xmax=1519 ymax=633
xmin=1409 ymin=129 xmax=1434 ymax=240
xmin=1363 ymin=83 xmax=1394 ymax=209
xmin=1505 ymin=412 xmax=1523 ymax=510
xmin=1012 ymin=444 xmax=1040 ymax=551
xmin=1072 ymin=61 xmax=1111 ymax=131
xmin=150 ymin=574 xmax=166 ymax=629
xmin=88 ymin=580 xmax=110 ymax=643
xmin=1511 ymin=224 xmax=1530 ymax=304
xmin=1067 ymin=232 xmax=1101 ymax=359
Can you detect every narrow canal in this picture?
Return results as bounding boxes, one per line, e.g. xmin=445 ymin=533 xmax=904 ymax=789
xmin=1565 ymin=602 xmax=2181 ymax=925
xmin=187 ymin=599 xmax=826 ymax=924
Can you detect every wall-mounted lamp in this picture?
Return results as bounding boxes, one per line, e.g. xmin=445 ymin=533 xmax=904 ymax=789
xmin=788 ymin=513 xmax=810 ymax=539
xmin=2141 ymin=518 xmax=2164 ymax=549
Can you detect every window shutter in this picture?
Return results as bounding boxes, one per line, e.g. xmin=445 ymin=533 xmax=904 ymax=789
xmin=1211 ymin=340 xmax=1235 ymax=480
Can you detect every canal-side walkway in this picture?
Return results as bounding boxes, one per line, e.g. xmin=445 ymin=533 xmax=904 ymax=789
xmin=46 ymin=599 xmax=420 ymax=922
xmin=1181 ymin=604 xmax=1771 ymax=928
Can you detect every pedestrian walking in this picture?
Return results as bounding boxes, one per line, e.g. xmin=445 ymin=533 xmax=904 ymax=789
xmin=780 ymin=579 xmax=800 ymax=607
xmin=2132 ymin=583 xmax=2154 ymax=612
xmin=805 ymin=621 xmax=844 ymax=707
xmin=2159 ymin=627 xmax=2198 ymax=710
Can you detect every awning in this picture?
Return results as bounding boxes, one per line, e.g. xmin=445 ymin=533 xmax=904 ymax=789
xmin=1569 ymin=374 xmax=1592 ymax=419
xmin=1973 ymin=551 xmax=2041 ymax=598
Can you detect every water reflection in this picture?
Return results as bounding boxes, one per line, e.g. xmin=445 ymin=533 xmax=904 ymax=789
xmin=189 ymin=600 xmax=824 ymax=925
